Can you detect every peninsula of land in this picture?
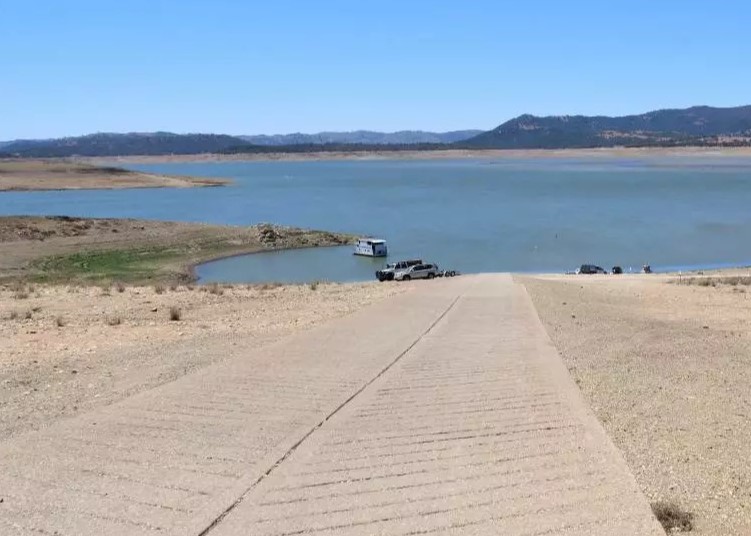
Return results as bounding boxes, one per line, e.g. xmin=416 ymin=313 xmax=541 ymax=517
xmin=0 ymin=159 xmax=230 ymax=191
xmin=0 ymin=216 xmax=353 ymax=284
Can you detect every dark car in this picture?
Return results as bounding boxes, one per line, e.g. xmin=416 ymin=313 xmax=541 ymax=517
xmin=612 ymin=266 xmax=623 ymax=274
xmin=576 ymin=264 xmax=607 ymax=274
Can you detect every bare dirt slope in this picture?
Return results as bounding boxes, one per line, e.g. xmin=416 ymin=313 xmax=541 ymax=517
xmin=521 ymin=273 xmax=751 ymax=535
xmin=0 ymin=159 xmax=228 ymax=190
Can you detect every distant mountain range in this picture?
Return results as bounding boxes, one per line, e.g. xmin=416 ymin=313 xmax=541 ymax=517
xmin=2 ymin=106 xmax=751 ymax=157
xmin=462 ymin=105 xmax=751 ymax=149
xmin=0 ymin=130 xmax=481 ymax=157
xmin=240 ymin=130 xmax=482 ymax=146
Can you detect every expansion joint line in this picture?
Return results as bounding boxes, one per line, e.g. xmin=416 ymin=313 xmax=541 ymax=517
xmin=197 ymin=294 xmax=463 ymax=536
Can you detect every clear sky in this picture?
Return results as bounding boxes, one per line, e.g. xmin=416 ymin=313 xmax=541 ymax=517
xmin=2 ymin=0 xmax=750 ymax=139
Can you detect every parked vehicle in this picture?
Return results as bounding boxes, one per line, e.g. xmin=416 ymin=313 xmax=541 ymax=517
xmin=394 ymin=263 xmax=441 ymax=281
xmin=376 ymin=259 xmax=423 ymax=281
xmin=576 ymin=264 xmax=607 ymax=274
xmin=354 ymin=238 xmax=387 ymax=257
xmin=612 ymin=266 xmax=623 ymax=274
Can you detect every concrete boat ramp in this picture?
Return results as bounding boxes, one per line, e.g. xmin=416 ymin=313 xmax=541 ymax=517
xmin=0 ymin=274 xmax=664 ymax=535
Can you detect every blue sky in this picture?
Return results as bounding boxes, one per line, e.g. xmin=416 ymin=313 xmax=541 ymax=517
xmin=1 ymin=0 xmax=750 ymax=138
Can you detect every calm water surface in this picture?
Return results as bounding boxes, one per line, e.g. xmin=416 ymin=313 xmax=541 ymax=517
xmin=2 ymin=157 xmax=751 ymax=282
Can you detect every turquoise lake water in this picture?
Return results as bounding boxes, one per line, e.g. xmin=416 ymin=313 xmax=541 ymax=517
xmin=2 ymin=157 xmax=751 ymax=282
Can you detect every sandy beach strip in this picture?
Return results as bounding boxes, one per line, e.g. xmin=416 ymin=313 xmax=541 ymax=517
xmin=520 ymin=272 xmax=751 ymax=535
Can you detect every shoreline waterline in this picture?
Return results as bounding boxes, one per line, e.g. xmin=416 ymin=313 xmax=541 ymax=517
xmin=194 ymin=245 xmax=751 ymax=284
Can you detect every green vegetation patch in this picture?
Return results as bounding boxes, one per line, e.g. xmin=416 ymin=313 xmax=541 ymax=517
xmin=29 ymin=247 xmax=185 ymax=284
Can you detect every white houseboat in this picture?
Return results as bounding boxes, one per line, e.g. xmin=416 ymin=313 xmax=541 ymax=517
xmin=354 ymin=238 xmax=388 ymax=257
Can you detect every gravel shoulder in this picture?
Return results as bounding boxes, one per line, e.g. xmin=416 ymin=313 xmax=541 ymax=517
xmin=0 ymin=281 xmax=402 ymax=439
xmin=0 ymin=159 xmax=229 ymax=190
xmin=520 ymin=273 xmax=751 ymax=535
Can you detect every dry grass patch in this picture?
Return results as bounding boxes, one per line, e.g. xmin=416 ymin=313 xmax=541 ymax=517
xmin=258 ymin=282 xmax=284 ymax=291
xmin=54 ymin=315 xmax=66 ymax=327
xmin=114 ymin=281 xmax=126 ymax=293
xmin=651 ymin=502 xmax=693 ymax=532
xmin=168 ymin=306 xmax=182 ymax=321
xmin=675 ymin=275 xmax=751 ymax=287
xmin=154 ymin=284 xmax=166 ymax=295
xmin=206 ymin=283 xmax=224 ymax=296
xmin=8 ymin=310 xmax=19 ymax=320
xmin=106 ymin=315 xmax=122 ymax=326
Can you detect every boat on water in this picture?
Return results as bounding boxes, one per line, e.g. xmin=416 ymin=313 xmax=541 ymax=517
xmin=354 ymin=238 xmax=388 ymax=257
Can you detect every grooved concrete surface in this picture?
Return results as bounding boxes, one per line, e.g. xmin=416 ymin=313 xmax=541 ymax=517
xmin=0 ymin=275 xmax=663 ymax=535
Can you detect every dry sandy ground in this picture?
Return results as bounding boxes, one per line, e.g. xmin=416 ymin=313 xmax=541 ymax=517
xmin=0 ymin=281 xmax=402 ymax=440
xmin=87 ymin=146 xmax=751 ymax=164
xmin=0 ymin=159 xmax=228 ymax=190
xmin=521 ymin=273 xmax=751 ymax=535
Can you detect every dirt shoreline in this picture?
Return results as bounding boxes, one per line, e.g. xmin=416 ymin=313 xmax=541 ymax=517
xmin=520 ymin=271 xmax=751 ymax=535
xmin=0 ymin=159 xmax=230 ymax=191
xmin=0 ymin=216 xmax=354 ymax=284
xmin=85 ymin=146 xmax=751 ymax=164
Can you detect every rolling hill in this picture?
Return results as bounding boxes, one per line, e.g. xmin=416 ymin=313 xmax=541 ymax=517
xmin=461 ymin=105 xmax=751 ymax=149
xmin=0 ymin=133 xmax=248 ymax=157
